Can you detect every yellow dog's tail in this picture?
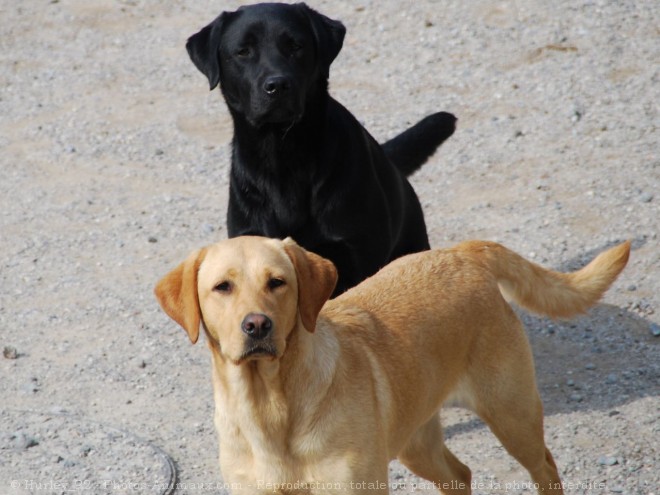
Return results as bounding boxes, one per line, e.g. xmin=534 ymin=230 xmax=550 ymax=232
xmin=457 ymin=240 xmax=631 ymax=319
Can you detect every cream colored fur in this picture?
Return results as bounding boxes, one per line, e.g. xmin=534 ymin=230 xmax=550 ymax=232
xmin=155 ymin=237 xmax=630 ymax=495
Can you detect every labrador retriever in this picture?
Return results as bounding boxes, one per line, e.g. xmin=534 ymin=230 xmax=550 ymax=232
xmin=155 ymin=236 xmax=630 ymax=494
xmin=186 ymin=3 xmax=457 ymax=295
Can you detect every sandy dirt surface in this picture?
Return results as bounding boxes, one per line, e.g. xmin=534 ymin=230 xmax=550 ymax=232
xmin=1 ymin=1 xmax=658 ymax=494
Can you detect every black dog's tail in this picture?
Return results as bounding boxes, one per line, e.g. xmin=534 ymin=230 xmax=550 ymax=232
xmin=381 ymin=112 xmax=457 ymax=177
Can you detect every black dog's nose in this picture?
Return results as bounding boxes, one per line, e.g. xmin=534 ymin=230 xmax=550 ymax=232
xmin=241 ymin=313 xmax=272 ymax=340
xmin=263 ymin=76 xmax=290 ymax=96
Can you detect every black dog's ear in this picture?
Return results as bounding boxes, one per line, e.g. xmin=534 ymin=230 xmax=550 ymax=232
xmin=297 ymin=3 xmax=346 ymax=74
xmin=186 ymin=12 xmax=231 ymax=90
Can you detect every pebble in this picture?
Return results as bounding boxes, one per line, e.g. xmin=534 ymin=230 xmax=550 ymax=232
xmin=605 ymin=373 xmax=618 ymax=384
xmin=639 ymin=192 xmax=654 ymax=203
xmin=11 ymin=432 xmax=39 ymax=450
xmin=570 ymin=393 xmax=584 ymax=402
xmin=650 ymin=323 xmax=660 ymax=337
xmin=598 ymin=456 xmax=619 ymax=466
xmin=3 ymin=346 xmax=18 ymax=359
xmin=22 ymin=381 xmax=40 ymax=394
xmin=79 ymin=445 xmax=93 ymax=458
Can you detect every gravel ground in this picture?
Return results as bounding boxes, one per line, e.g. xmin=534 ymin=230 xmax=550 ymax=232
xmin=1 ymin=1 xmax=658 ymax=494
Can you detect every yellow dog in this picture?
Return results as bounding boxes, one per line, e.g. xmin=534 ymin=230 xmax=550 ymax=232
xmin=155 ymin=236 xmax=629 ymax=494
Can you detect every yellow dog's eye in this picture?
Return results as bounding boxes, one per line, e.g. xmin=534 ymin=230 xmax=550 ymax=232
xmin=214 ymin=281 xmax=232 ymax=293
xmin=268 ymin=278 xmax=285 ymax=290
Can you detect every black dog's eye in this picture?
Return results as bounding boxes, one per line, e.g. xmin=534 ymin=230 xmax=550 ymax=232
xmin=280 ymin=37 xmax=303 ymax=56
xmin=236 ymin=47 xmax=251 ymax=58
xmin=288 ymin=41 xmax=303 ymax=57
xmin=214 ymin=281 xmax=232 ymax=293
xmin=267 ymin=278 xmax=286 ymax=290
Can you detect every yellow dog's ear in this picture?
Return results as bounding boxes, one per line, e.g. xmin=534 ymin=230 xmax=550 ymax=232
xmin=154 ymin=248 xmax=208 ymax=344
xmin=283 ymin=238 xmax=337 ymax=333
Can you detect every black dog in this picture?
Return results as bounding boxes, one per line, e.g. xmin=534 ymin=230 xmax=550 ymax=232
xmin=186 ymin=2 xmax=456 ymax=295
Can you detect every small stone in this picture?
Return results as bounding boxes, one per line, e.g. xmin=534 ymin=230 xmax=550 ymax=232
xmin=626 ymin=284 xmax=637 ymax=291
xmin=650 ymin=323 xmax=660 ymax=337
xmin=79 ymin=445 xmax=93 ymax=458
xmin=639 ymin=192 xmax=653 ymax=203
xmin=605 ymin=373 xmax=617 ymax=384
xmin=3 ymin=346 xmax=18 ymax=359
xmin=566 ymin=379 xmax=575 ymax=387
xmin=585 ymin=363 xmax=596 ymax=370
xmin=11 ymin=432 xmax=39 ymax=450
xmin=597 ymin=456 xmax=618 ymax=466
xmin=570 ymin=393 xmax=583 ymax=402
xmin=22 ymin=381 xmax=39 ymax=394
xmin=148 ymin=236 xmax=158 ymax=243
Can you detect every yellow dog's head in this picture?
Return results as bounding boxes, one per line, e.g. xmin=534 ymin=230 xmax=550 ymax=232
xmin=154 ymin=237 xmax=337 ymax=364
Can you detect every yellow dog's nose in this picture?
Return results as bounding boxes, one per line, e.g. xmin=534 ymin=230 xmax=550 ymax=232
xmin=241 ymin=313 xmax=273 ymax=340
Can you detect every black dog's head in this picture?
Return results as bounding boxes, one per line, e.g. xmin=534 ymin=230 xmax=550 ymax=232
xmin=186 ymin=2 xmax=345 ymax=128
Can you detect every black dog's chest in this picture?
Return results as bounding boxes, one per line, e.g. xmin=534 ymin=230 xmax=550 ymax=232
xmin=229 ymin=165 xmax=318 ymax=239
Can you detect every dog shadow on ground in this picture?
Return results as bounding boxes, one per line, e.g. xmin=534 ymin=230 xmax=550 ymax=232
xmin=443 ymin=236 xmax=658 ymax=438
xmin=523 ymin=304 xmax=657 ymax=416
